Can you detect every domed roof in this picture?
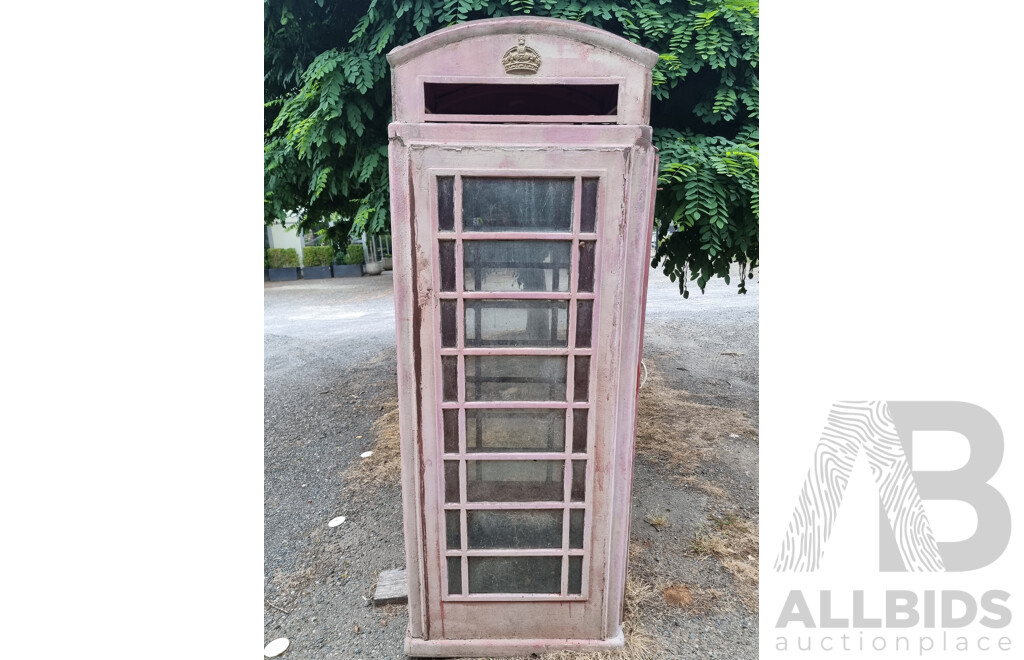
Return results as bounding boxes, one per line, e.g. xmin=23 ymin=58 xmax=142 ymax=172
xmin=387 ymin=16 xmax=658 ymax=69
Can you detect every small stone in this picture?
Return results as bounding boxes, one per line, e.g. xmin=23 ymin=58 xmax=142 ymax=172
xmin=264 ymin=637 xmax=289 ymax=657
xmin=360 ymin=451 xmax=373 ymax=458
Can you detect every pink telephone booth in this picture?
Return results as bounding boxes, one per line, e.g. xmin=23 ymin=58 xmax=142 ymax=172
xmin=387 ymin=17 xmax=658 ymax=657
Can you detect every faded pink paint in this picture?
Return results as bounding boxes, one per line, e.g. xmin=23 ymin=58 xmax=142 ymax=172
xmin=387 ymin=17 xmax=657 ymax=657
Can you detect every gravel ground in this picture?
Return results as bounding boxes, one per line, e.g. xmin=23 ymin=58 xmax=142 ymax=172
xmin=265 ymin=265 xmax=758 ymax=659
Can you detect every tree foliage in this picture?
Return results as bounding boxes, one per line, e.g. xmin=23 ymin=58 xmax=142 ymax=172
xmin=265 ymin=0 xmax=758 ymax=295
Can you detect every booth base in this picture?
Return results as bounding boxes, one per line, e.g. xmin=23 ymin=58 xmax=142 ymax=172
xmin=405 ymin=626 xmax=625 ymax=658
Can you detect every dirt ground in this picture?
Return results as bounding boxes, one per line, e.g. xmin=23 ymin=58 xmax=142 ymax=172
xmin=264 ymin=265 xmax=758 ymax=659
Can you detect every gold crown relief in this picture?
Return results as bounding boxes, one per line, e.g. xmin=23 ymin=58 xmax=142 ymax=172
xmin=502 ymin=37 xmax=541 ymax=74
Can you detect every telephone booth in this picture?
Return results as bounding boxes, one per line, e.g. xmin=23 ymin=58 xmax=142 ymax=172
xmin=387 ymin=17 xmax=658 ymax=657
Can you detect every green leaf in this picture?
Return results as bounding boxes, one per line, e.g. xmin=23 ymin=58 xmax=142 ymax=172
xmin=265 ymin=0 xmax=759 ymax=300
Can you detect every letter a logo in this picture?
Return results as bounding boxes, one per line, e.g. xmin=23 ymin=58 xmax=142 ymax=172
xmin=774 ymin=401 xmax=1009 ymax=572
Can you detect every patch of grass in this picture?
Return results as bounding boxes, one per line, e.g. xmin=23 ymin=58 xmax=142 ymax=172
xmin=710 ymin=510 xmax=749 ymax=533
xmin=658 ymin=581 xmax=724 ymax=614
xmin=645 ymin=514 xmax=669 ymax=531
xmin=718 ymin=515 xmax=759 ymax=613
xmin=629 ymin=538 xmax=652 ymax=558
xmin=634 ymin=365 xmax=757 ymax=494
xmin=624 ymin=573 xmax=656 ymax=617
xmin=344 ymin=406 xmax=402 ymax=486
xmin=679 ymin=475 xmax=727 ymax=499
xmin=661 ymin=583 xmax=692 ymax=606
xmin=689 ymin=530 xmax=733 ymax=558
xmin=722 ymin=556 xmax=759 ymax=613
xmin=686 ymin=512 xmax=760 ymax=614
xmin=619 ymin=575 xmax=660 ymax=659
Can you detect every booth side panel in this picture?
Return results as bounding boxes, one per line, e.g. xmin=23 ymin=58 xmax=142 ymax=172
xmin=619 ymin=153 xmax=659 ymax=622
xmin=389 ymin=133 xmax=427 ymax=639
xmin=585 ymin=146 xmax=632 ymax=640
xmin=408 ymin=144 xmax=449 ymax=642
xmin=602 ymin=143 xmax=658 ymax=635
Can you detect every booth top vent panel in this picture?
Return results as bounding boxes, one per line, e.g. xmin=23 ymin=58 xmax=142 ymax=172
xmin=387 ymin=17 xmax=658 ymax=125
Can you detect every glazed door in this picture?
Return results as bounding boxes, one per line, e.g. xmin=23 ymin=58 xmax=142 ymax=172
xmin=411 ymin=144 xmax=630 ymax=640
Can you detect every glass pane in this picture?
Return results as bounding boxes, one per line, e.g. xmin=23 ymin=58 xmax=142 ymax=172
xmin=445 ymin=461 xmax=460 ymax=503
xmin=468 ymin=556 xmax=561 ymax=594
xmin=446 ymin=509 xmax=462 ymax=549
xmin=443 ymin=409 xmax=459 ymax=454
xmin=463 ymin=178 xmax=573 ymax=232
xmin=568 ymin=556 xmax=583 ymax=594
xmin=441 ymin=300 xmax=457 ymax=347
xmin=448 ymin=556 xmax=462 ymax=595
xmin=465 ymin=300 xmax=568 ymax=347
xmin=467 ymin=510 xmax=562 ymax=549
xmin=578 ymin=241 xmax=595 ymax=293
xmin=439 ymin=241 xmax=456 ymax=291
xmin=572 ymin=409 xmax=588 ymax=453
xmin=467 ymin=460 xmax=564 ymax=502
xmin=569 ymin=509 xmax=584 ymax=549
xmin=438 ymin=176 xmax=454 ymax=232
xmin=571 ymin=460 xmax=586 ymax=502
xmin=463 ymin=241 xmax=570 ymax=292
xmin=442 ymin=356 xmax=458 ymax=401
xmin=575 ymin=300 xmax=593 ymax=348
xmin=574 ymin=356 xmax=590 ymax=402
xmin=580 ymin=178 xmax=598 ymax=233
xmin=467 ymin=409 xmax=565 ymax=453
xmin=465 ymin=356 xmax=566 ymax=402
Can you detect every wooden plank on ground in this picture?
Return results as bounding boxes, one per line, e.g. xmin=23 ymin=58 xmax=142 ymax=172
xmin=373 ymin=568 xmax=408 ymax=606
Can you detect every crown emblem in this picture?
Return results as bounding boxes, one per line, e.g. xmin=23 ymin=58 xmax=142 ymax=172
xmin=502 ymin=37 xmax=541 ymax=75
